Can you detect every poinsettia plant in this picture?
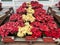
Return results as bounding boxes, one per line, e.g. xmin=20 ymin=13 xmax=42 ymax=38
xmin=0 ymin=1 xmax=60 ymax=40
xmin=55 ymin=1 xmax=60 ymax=10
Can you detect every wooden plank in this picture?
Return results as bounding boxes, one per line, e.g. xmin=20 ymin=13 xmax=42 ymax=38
xmin=3 ymin=42 xmax=56 ymax=45
xmin=14 ymin=38 xmax=43 ymax=42
xmin=0 ymin=7 xmax=14 ymax=26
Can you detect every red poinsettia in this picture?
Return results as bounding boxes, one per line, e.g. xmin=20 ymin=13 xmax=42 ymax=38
xmin=16 ymin=6 xmax=26 ymax=14
xmin=56 ymin=28 xmax=60 ymax=38
xmin=47 ymin=21 xmax=57 ymax=30
xmin=44 ymin=15 xmax=54 ymax=21
xmin=9 ymin=13 xmax=24 ymax=27
xmin=31 ymin=27 xmax=42 ymax=38
xmin=35 ymin=15 xmax=44 ymax=21
xmin=44 ymin=29 xmax=60 ymax=39
xmin=30 ymin=21 xmax=41 ymax=27
xmin=35 ymin=8 xmax=46 ymax=14
xmin=22 ymin=2 xmax=26 ymax=8
xmin=0 ymin=22 xmax=18 ymax=38
xmin=31 ymin=1 xmax=43 ymax=9
xmin=39 ymin=24 xmax=50 ymax=31
xmin=9 ymin=13 xmax=22 ymax=21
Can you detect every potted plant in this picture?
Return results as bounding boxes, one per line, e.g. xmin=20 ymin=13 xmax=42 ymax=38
xmin=55 ymin=1 xmax=60 ymax=10
xmin=0 ymin=2 xmax=3 ymax=11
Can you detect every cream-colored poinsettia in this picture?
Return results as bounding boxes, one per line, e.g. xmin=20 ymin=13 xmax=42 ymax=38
xmin=22 ymin=13 xmax=35 ymax=22
xmin=26 ymin=7 xmax=34 ymax=14
xmin=17 ymin=22 xmax=32 ymax=37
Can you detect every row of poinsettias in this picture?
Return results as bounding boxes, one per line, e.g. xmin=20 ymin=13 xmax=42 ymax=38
xmin=0 ymin=1 xmax=60 ymax=39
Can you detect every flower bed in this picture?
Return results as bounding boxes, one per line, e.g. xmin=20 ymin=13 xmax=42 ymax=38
xmin=0 ymin=1 xmax=60 ymax=42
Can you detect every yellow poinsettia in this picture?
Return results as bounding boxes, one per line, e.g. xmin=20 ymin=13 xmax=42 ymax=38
xmin=27 ymin=13 xmax=35 ymax=22
xmin=22 ymin=14 xmax=29 ymax=21
xmin=25 ymin=2 xmax=34 ymax=14
xmin=22 ymin=13 xmax=35 ymax=22
xmin=17 ymin=22 xmax=32 ymax=37
xmin=26 ymin=2 xmax=30 ymax=5
xmin=26 ymin=7 xmax=34 ymax=14
xmin=26 ymin=2 xmax=31 ymax=7
xmin=17 ymin=32 xmax=24 ymax=37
